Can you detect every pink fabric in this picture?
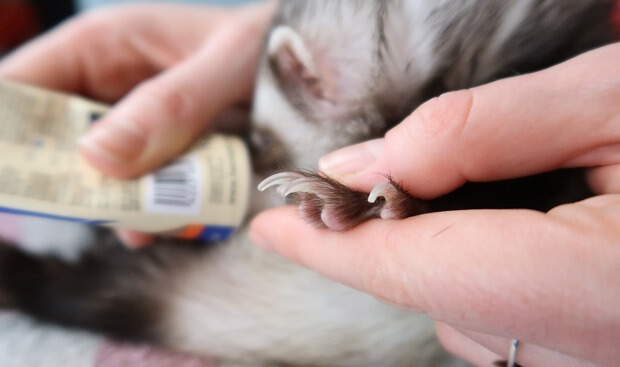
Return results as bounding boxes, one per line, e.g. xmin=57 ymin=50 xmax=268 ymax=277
xmin=96 ymin=342 xmax=219 ymax=367
xmin=0 ymin=213 xmax=22 ymax=243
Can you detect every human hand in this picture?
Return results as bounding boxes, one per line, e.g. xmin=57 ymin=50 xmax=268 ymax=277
xmin=0 ymin=2 xmax=274 ymax=247
xmin=250 ymin=43 xmax=620 ymax=366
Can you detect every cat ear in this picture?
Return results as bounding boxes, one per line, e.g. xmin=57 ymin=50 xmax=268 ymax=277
xmin=267 ymin=26 xmax=335 ymax=102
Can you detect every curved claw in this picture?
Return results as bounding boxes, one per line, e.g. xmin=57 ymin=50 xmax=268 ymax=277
xmin=368 ymin=182 xmax=393 ymax=203
xmin=257 ymin=172 xmax=305 ymax=191
xmin=283 ymin=178 xmax=321 ymax=197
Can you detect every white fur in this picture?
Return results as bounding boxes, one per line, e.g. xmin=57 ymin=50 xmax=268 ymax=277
xmin=476 ymin=0 xmax=535 ymax=82
xmin=252 ymin=66 xmax=344 ymax=169
xmin=381 ymin=1 xmax=444 ymax=94
xmin=0 ymin=311 xmax=102 ymax=367
xmin=268 ymin=26 xmax=320 ymax=77
xmin=20 ymin=218 xmax=95 ymax=261
xmin=164 ymin=231 xmax=448 ymax=367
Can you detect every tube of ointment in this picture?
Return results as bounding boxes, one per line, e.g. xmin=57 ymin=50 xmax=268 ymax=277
xmin=0 ymin=79 xmax=250 ymax=241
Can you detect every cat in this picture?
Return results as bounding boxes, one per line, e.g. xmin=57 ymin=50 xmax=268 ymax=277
xmin=0 ymin=1 xmax=616 ymax=366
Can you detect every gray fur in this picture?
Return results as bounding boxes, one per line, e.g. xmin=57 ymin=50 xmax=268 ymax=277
xmin=0 ymin=1 xmax=615 ymax=366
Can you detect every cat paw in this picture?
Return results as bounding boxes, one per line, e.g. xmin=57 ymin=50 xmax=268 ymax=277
xmin=258 ymin=171 xmax=426 ymax=231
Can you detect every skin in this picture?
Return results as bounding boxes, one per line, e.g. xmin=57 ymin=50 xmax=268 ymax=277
xmin=0 ymin=2 xmax=275 ymax=247
xmin=1 ymin=4 xmax=618 ymax=366
xmin=250 ymin=44 xmax=620 ymax=367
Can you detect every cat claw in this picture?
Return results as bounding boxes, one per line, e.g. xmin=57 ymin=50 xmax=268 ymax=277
xmin=368 ymin=182 xmax=394 ymax=203
xmin=282 ymin=178 xmax=324 ymax=197
xmin=368 ymin=182 xmax=407 ymax=219
xmin=257 ymin=172 xmax=305 ymax=192
xmin=258 ymin=174 xmax=325 ymax=198
xmin=260 ymin=172 xmax=393 ymax=202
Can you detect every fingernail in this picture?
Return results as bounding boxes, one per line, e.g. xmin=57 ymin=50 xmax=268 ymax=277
xmin=319 ymin=138 xmax=384 ymax=178
xmin=78 ymin=120 xmax=146 ymax=164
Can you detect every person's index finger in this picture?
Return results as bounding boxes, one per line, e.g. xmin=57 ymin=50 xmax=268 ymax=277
xmin=249 ymin=205 xmax=619 ymax=361
xmin=0 ymin=4 xmax=205 ymax=101
xmin=0 ymin=17 xmax=157 ymax=102
xmin=0 ymin=24 xmax=85 ymax=92
xmin=252 ymin=207 xmax=556 ymax=314
xmin=343 ymin=44 xmax=620 ymax=199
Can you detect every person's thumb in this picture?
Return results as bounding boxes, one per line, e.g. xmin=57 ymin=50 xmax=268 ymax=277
xmin=78 ymin=17 xmax=264 ymax=178
xmin=319 ymin=43 xmax=620 ymax=199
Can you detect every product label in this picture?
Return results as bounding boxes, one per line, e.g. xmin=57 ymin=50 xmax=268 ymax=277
xmin=145 ymin=156 xmax=203 ymax=215
xmin=0 ymin=79 xmax=251 ymax=235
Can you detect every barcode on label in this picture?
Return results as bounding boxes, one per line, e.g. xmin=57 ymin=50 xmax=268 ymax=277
xmin=145 ymin=156 xmax=202 ymax=215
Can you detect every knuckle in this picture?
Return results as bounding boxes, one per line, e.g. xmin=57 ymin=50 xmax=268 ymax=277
xmin=415 ymin=89 xmax=475 ymax=138
xmin=386 ymin=89 xmax=475 ymax=148
xmin=134 ymin=80 xmax=197 ymax=123
xmin=416 ymin=90 xmax=483 ymax=178
xmin=383 ymin=90 xmax=477 ymax=183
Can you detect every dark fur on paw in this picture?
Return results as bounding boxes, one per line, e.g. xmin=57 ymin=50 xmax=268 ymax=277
xmin=0 ymin=242 xmax=20 ymax=308
xmin=258 ymin=171 xmax=427 ymax=230
xmin=492 ymin=361 xmax=523 ymax=367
